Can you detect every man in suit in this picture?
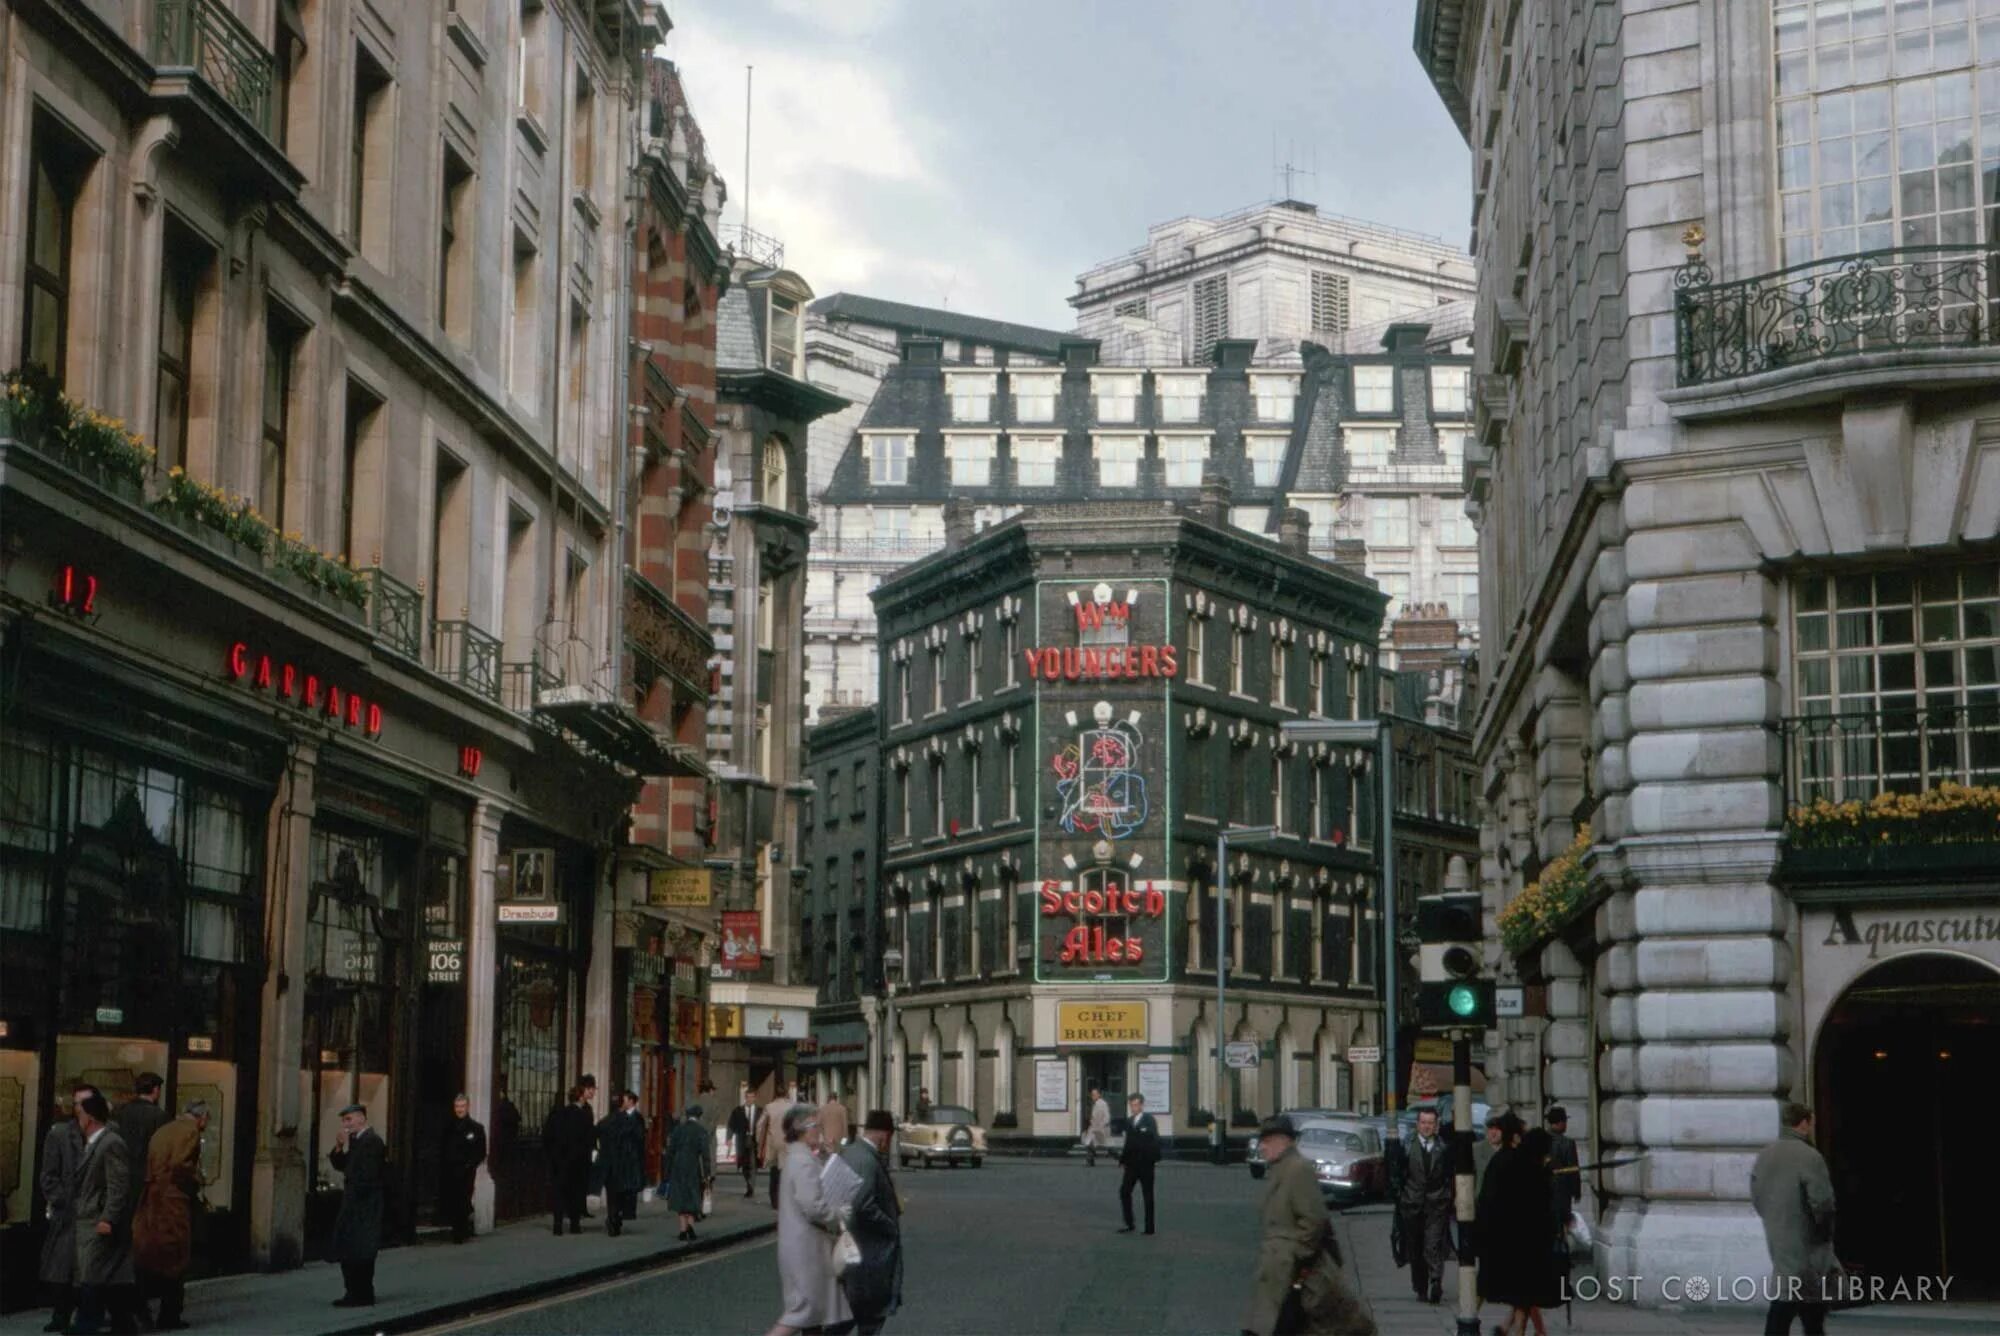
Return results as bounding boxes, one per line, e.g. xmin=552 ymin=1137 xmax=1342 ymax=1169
xmin=727 ymin=1085 xmax=758 ymax=1198
xmin=71 ymin=1088 xmax=137 ymax=1335
xmin=543 ymin=1087 xmax=595 ymax=1235
xmin=595 ymin=1090 xmax=646 ymax=1236
xmin=755 ymin=1082 xmax=795 ymax=1210
xmin=328 ymin=1103 xmax=385 ymax=1307
xmin=1116 ymin=1092 xmax=1161 ymax=1236
xmin=38 ymin=1088 xmax=89 ymax=1334
xmin=441 ymin=1094 xmax=487 ymax=1244
xmin=109 ymin=1074 xmax=169 ymax=1188
xmin=1392 ymin=1107 xmax=1453 ymax=1303
xmin=838 ymin=1110 xmax=904 ymax=1335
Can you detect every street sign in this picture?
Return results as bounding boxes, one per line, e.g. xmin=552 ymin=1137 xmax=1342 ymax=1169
xmin=1223 ymin=1040 xmax=1260 ymax=1069
xmin=427 ymin=938 xmax=466 ymax=984
xmin=1346 ymin=1045 xmax=1382 ymax=1064
xmin=1496 ymin=985 xmax=1525 ymax=1018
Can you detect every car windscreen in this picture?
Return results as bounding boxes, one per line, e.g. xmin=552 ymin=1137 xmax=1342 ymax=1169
xmin=1300 ymin=1128 xmax=1365 ymax=1153
xmin=930 ymin=1106 xmax=975 ymax=1124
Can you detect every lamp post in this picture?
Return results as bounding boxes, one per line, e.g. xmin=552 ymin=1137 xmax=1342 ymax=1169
xmin=1279 ymin=717 xmax=1397 ymax=1132
xmin=879 ymin=946 xmax=903 ymax=1118
xmin=1214 ymin=823 xmax=1279 ymax=1164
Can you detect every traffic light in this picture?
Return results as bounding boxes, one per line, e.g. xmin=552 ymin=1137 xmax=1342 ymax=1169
xmin=1416 ymin=890 xmax=1492 ymax=1029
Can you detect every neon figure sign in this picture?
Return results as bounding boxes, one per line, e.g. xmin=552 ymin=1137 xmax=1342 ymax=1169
xmin=224 ymin=641 xmax=384 ymax=736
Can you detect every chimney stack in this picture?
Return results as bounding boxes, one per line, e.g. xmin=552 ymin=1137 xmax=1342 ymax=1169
xmin=943 ymin=498 xmax=976 ymax=550
xmin=1277 ymin=506 xmax=1310 ymax=555
xmin=1194 ymin=471 xmax=1233 ymax=526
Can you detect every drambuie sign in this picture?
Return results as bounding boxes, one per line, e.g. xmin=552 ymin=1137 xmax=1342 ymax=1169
xmin=1056 ymin=1001 xmax=1147 ymax=1046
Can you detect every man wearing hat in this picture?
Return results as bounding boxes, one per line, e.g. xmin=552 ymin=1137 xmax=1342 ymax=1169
xmin=328 ymin=1104 xmax=385 ymax=1307
xmin=1545 ymin=1106 xmax=1580 ymax=1219
xmin=838 ymin=1111 xmax=904 ymax=1334
xmin=1244 ymin=1115 xmax=1376 ymax=1336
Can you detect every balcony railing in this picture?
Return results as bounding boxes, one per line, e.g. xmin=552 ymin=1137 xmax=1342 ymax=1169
xmin=152 ymin=0 xmax=276 ymax=137
xmin=367 ymin=568 xmax=424 ymax=660
xmin=1782 ymin=702 xmax=2000 ymax=811
xmin=434 ymin=620 xmax=502 ymax=702
xmin=501 ymin=660 xmax=559 ymax=715
xmin=1675 ymin=244 xmax=2000 ymax=387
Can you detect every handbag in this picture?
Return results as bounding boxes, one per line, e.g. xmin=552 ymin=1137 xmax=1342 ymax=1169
xmin=833 ymin=1225 xmax=862 ymax=1276
xmin=702 ymin=1183 xmax=713 ymax=1216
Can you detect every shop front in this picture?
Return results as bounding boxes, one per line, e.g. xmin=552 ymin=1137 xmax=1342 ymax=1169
xmin=797 ymin=1016 xmax=870 ymax=1110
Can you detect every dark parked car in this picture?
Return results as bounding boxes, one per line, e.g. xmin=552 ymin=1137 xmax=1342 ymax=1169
xmin=1246 ymin=1108 xmax=1347 ymax=1179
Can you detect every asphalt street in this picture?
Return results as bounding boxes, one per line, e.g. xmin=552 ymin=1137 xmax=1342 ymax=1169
xmin=440 ymin=1157 xmax=1269 ymax=1335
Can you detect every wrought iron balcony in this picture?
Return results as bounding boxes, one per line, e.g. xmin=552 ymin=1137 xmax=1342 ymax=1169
xmin=501 ymin=660 xmax=559 ymax=715
xmin=1675 ymin=244 xmax=2000 ymax=387
xmin=434 ymin=619 xmax=502 ymax=702
xmin=366 ymin=568 xmax=423 ymax=661
xmin=152 ymin=0 xmax=275 ymax=137
xmin=1782 ymin=702 xmax=2000 ymax=809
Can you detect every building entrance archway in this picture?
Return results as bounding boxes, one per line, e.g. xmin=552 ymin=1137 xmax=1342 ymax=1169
xmin=1812 ymin=952 xmax=2000 ymax=1297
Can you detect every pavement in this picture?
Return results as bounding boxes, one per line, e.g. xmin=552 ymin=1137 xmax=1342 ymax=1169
xmin=7 ymin=1164 xmax=1991 ymax=1334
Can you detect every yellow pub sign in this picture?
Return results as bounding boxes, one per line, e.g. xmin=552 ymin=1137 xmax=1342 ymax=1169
xmin=708 ymin=1005 xmax=744 ymax=1039
xmin=650 ymin=867 xmax=712 ymax=908
xmin=1056 ymin=1000 xmax=1148 ymax=1046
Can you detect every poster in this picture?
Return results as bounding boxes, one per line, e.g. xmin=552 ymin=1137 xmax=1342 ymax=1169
xmin=720 ymin=911 xmax=762 ymax=969
xmin=1035 ymin=1059 xmax=1068 ymax=1112
xmin=1137 ymin=1060 xmax=1172 ymax=1116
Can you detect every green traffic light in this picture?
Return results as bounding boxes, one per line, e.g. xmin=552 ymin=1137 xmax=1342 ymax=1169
xmin=1448 ymin=983 xmax=1479 ymax=1017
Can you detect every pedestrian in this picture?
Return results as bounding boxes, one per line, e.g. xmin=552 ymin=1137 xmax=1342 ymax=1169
xmin=1477 ymin=1117 xmax=1559 ymax=1336
xmin=110 ymin=1073 xmax=170 ymax=1187
xmin=820 ymin=1092 xmax=851 ymax=1149
xmin=1116 ymin=1092 xmax=1160 ymax=1236
xmin=71 ymin=1087 xmax=138 ymax=1336
xmin=1472 ymin=1109 xmax=1506 ymax=1201
xmin=441 ymin=1093 xmax=487 ymax=1243
xmin=1751 ymin=1102 xmax=1840 ymax=1336
xmin=596 ymin=1090 xmax=646 ymax=1236
xmin=1390 ymin=1107 xmax=1452 ymax=1304
xmin=1543 ymin=1107 xmax=1580 ymax=1293
xmin=544 ymin=1086 xmax=594 ymax=1236
xmin=1083 ymin=1087 xmax=1111 ymax=1167
xmin=328 ymin=1103 xmax=384 ymax=1308
xmin=729 ymin=1086 xmax=758 ymax=1199
xmin=492 ymin=1076 xmax=522 ymax=1165
xmin=667 ymin=1103 xmax=712 ymax=1241
xmin=1243 ymin=1115 xmax=1376 ymax=1336
xmin=132 ymin=1100 xmax=207 ymax=1330
xmin=837 ymin=1110 xmax=904 ymax=1336
xmin=758 ymin=1082 xmax=797 ymax=1211
xmin=38 ymin=1089 xmax=88 ymax=1335
xmin=766 ymin=1105 xmax=849 ymax=1336
xmin=577 ymin=1075 xmax=599 ymax=1220
xmin=913 ymin=1088 xmax=932 ymax=1123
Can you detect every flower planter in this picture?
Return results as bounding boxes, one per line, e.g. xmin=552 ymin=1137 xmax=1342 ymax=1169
xmin=1782 ymin=841 xmax=2000 ymax=880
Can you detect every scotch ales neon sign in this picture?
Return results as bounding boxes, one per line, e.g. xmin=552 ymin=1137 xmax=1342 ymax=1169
xmin=225 ymin=641 xmax=384 ymax=736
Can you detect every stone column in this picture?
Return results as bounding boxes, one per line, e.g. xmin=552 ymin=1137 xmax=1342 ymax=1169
xmin=464 ymin=798 xmax=504 ymax=1233
xmin=1597 ymin=501 xmax=1789 ymax=1303
xmin=580 ymin=852 xmax=618 ymax=1105
xmin=251 ymin=742 xmax=315 ymax=1269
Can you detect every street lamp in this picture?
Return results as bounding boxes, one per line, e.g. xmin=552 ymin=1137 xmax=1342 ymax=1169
xmin=1214 ymin=823 xmax=1280 ymax=1164
xmin=879 ymin=946 xmax=903 ymax=1119
xmin=1279 ymin=717 xmax=1397 ymax=1137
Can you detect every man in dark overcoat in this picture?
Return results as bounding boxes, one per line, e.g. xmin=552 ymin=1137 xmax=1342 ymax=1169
xmin=837 ymin=1111 xmax=904 ymax=1335
xmin=72 ymin=1089 xmax=137 ymax=1335
xmin=595 ymin=1090 xmax=646 ymax=1236
xmin=441 ymin=1093 xmax=487 ymax=1243
xmin=1390 ymin=1107 xmax=1453 ymax=1303
xmin=110 ymin=1074 xmax=170 ymax=1189
xmin=37 ymin=1091 xmax=87 ymax=1333
xmin=328 ymin=1103 xmax=385 ymax=1307
xmin=1116 ymin=1092 xmax=1161 ymax=1235
xmin=726 ymin=1086 xmax=757 ymax=1199
xmin=543 ymin=1086 xmax=594 ymax=1235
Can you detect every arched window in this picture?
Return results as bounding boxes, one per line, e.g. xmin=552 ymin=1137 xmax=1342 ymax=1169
xmin=762 ymin=436 xmax=789 ymax=509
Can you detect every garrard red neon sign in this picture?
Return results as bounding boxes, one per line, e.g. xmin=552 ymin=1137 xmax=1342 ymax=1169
xmin=225 ymin=641 xmax=384 ymax=736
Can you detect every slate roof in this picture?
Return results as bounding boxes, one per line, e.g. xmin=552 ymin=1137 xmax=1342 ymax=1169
xmin=716 ymin=283 xmax=763 ymax=372
xmin=810 ymin=293 xmax=1071 ymax=359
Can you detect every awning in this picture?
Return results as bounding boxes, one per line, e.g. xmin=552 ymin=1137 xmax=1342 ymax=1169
xmin=537 ymin=688 xmax=708 ymax=778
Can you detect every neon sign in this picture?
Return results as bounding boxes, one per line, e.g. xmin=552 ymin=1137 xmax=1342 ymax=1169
xmin=225 ymin=641 xmax=384 ymax=736
xmin=49 ymin=564 xmax=99 ymax=617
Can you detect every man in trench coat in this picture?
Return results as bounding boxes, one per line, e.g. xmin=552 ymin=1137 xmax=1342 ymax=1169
xmin=132 ymin=1103 xmax=207 ymax=1329
xmin=71 ymin=1089 xmax=137 ymax=1335
xmin=1751 ymin=1102 xmax=1841 ymax=1335
xmin=595 ymin=1091 xmax=646 ymax=1236
xmin=37 ymin=1092 xmax=87 ymax=1334
xmin=1243 ymin=1116 xmax=1375 ymax=1336
xmin=837 ymin=1110 xmax=904 ymax=1335
xmin=328 ymin=1103 xmax=385 ymax=1307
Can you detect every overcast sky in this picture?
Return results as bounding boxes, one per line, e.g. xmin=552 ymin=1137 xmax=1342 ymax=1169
xmin=667 ymin=0 xmax=1472 ymax=333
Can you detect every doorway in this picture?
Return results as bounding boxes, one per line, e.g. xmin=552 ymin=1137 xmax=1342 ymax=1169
xmin=1078 ymin=1051 xmax=1128 ymax=1133
xmin=1814 ymin=953 xmax=2000 ymax=1297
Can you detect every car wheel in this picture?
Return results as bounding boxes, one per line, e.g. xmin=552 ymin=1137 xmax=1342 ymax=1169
xmin=1250 ymin=1165 xmax=1265 ymax=1179
xmin=900 ymin=1155 xmax=911 ymax=1168
xmin=971 ymin=1156 xmax=983 ymax=1168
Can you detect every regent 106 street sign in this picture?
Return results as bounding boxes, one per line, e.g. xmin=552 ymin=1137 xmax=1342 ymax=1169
xmin=1034 ymin=579 xmax=1174 ymax=985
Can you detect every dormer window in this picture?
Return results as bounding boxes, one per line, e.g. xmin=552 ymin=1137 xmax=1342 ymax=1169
xmin=1094 ymin=434 xmax=1143 ymax=487
xmin=946 ymin=372 xmax=996 ymax=423
xmin=769 ymin=291 xmax=802 ymax=376
xmin=1244 ymin=432 xmax=1287 ymax=487
xmin=1249 ymin=374 xmax=1298 ymax=423
xmin=762 ymin=436 xmax=790 ymax=509
xmin=945 ymin=433 xmax=997 ymax=486
xmin=865 ymin=433 xmax=912 ymax=485
xmin=1156 ymin=373 xmax=1204 ymax=424
xmin=1011 ymin=371 xmax=1059 ymax=422
xmin=1430 ymin=365 xmax=1469 ymax=415
xmin=1353 ymin=364 xmax=1395 ymax=413
xmin=1091 ymin=373 xmax=1141 ymax=424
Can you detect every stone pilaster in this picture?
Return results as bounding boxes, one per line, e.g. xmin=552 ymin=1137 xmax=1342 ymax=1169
xmin=250 ymin=743 xmax=315 ymax=1270
xmin=464 ymin=798 xmax=504 ymax=1232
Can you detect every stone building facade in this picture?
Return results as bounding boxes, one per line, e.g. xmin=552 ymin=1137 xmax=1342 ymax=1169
xmin=803 ymin=294 xmax=1066 ymax=721
xmin=1418 ymin=0 xmax=2000 ymax=1303
xmin=704 ymin=254 xmax=844 ymax=1100
xmin=797 ymin=704 xmax=884 ymax=1108
xmin=1070 ymin=199 xmax=1476 ymax=366
xmin=0 ymin=0 xmax=695 ymax=1290
xmin=864 ymin=499 xmax=1398 ymax=1149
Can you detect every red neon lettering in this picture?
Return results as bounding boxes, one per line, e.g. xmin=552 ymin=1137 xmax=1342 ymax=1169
xmin=255 ymin=655 xmax=273 ymax=690
xmin=1146 ymin=885 xmax=1165 ymax=917
xmin=1124 ymin=645 xmax=1141 ymax=678
xmin=366 ymin=703 xmax=383 ymax=735
xmin=1061 ymin=648 xmax=1080 ymax=680
xmin=305 ymin=675 xmax=321 ymax=707
xmin=347 ymin=694 xmax=362 ymax=727
xmin=1040 ymin=648 xmax=1060 ymax=679
xmin=1159 ymin=644 xmax=1179 ymax=677
xmin=1039 ymin=881 xmax=1064 ymax=916
xmin=83 ymin=574 xmax=97 ymax=614
xmin=1024 ymin=649 xmax=1043 ymax=680
xmin=326 ymin=685 xmax=344 ymax=719
xmin=282 ymin=664 xmax=297 ymax=698
xmin=227 ymin=642 xmax=249 ymax=680
xmin=1138 ymin=644 xmax=1159 ymax=676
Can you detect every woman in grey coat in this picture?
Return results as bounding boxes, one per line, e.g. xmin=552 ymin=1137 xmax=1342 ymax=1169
xmin=37 ymin=1105 xmax=86 ymax=1332
xmin=666 ymin=1105 xmax=712 ymax=1241
xmin=764 ymin=1104 xmax=849 ymax=1336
